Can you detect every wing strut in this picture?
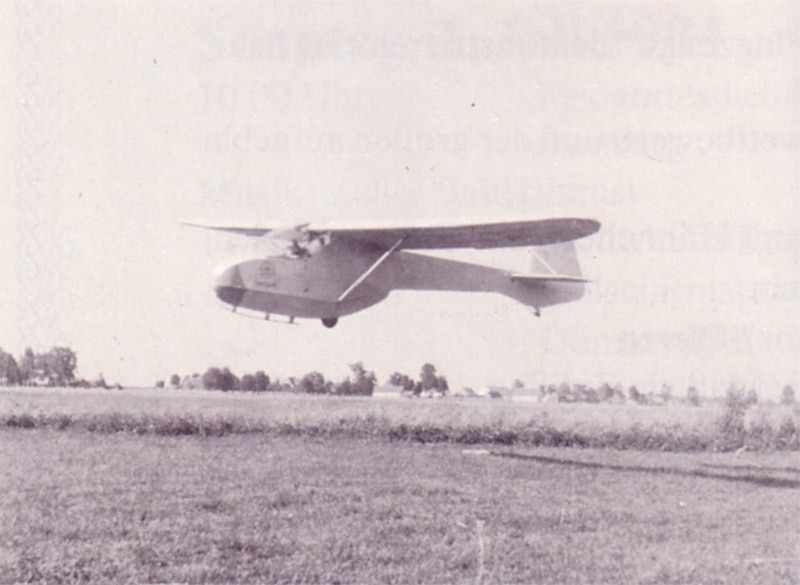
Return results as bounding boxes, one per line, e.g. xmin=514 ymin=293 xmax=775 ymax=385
xmin=337 ymin=237 xmax=406 ymax=302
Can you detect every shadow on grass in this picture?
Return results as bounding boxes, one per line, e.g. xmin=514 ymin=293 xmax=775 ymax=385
xmin=493 ymin=452 xmax=800 ymax=489
xmin=699 ymin=463 xmax=800 ymax=474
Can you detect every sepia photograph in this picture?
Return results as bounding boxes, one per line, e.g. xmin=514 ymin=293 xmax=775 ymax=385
xmin=1 ymin=1 xmax=798 ymax=583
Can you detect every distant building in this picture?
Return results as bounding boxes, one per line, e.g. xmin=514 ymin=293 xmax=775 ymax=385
xmin=477 ymin=386 xmax=508 ymax=399
xmin=372 ymin=384 xmax=405 ymax=399
xmin=507 ymin=386 xmax=544 ymax=402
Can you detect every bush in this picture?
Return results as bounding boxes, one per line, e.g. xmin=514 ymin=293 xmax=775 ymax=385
xmin=775 ymin=416 xmax=799 ymax=450
xmin=744 ymin=415 xmax=776 ymax=451
xmin=5 ymin=413 xmax=37 ymax=429
xmin=714 ymin=386 xmax=750 ymax=451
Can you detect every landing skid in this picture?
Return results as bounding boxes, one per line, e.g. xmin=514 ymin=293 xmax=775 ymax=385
xmin=219 ymin=303 xmax=339 ymax=327
xmin=263 ymin=314 xmax=297 ymax=325
xmin=221 ymin=304 xmax=299 ymax=325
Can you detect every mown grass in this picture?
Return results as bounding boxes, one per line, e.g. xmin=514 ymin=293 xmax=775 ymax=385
xmin=2 ymin=431 xmax=799 ymax=584
xmin=1 ymin=387 xmax=798 ymax=451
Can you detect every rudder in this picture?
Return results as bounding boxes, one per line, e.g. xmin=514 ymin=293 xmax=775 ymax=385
xmin=529 ymin=241 xmax=582 ymax=279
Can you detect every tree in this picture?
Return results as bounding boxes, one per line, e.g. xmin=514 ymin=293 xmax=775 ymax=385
xmin=42 ymin=347 xmax=77 ymax=387
xmin=780 ymin=385 xmax=796 ymax=406
xmin=268 ymin=379 xmax=292 ymax=393
xmin=346 ymin=362 xmax=376 ymax=396
xmin=545 ymin=384 xmax=558 ymax=400
xmin=0 ymin=349 xmax=20 ymax=386
xmin=17 ymin=348 xmax=36 ymax=385
xmin=598 ymin=383 xmax=615 ymax=402
xmin=170 ymin=374 xmax=181 ymax=388
xmin=627 ymin=385 xmax=642 ymax=403
xmin=240 ymin=373 xmax=256 ymax=391
xmin=0 ymin=349 xmax=18 ymax=385
xmin=578 ymin=384 xmax=598 ymax=403
xmin=388 ymin=372 xmax=415 ymax=392
xmin=253 ymin=370 xmax=270 ymax=392
xmin=34 ymin=352 xmax=49 ymax=385
xmin=557 ymin=383 xmax=573 ymax=403
xmin=418 ymin=363 xmax=450 ymax=396
xmin=724 ymin=384 xmax=750 ymax=414
xmin=182 ymin=374 xmax=203 ymax=390
xmin=219 ymin=367 xmax=239 ymax=391
xmin=612 ymin=383 xmax=625 ymax=401
xmin=420 ymin=363 xmax=438 ymax=391
xmin=203 ymin=367 xmax=222 ymax=390
xmin=155 ymin=380 xmax=165 ymax=389
xmin=299 ymin=371 xmax=328 ymax=394
xmin=334 ymin=378 xmax=353 ymax=395
xmin=202 ymin=367 xmax=239 ymax=391
xmin=717 ymin=384 xmax=752 ymax=451
xmin=686 ymin=386 xmax=700 ymax=407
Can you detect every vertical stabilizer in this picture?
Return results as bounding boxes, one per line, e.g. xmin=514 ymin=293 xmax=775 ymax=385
xmin=529 ymin=241 xmax=582 ymax=279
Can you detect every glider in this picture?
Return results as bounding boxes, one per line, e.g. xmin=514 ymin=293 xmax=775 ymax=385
xmin=183 ymin=217 xmax=600 ymax=327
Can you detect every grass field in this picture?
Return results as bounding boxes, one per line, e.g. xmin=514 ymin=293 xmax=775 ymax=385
xmin=1 ymin=431 xmax=798 ymax=584
xmin=1 ymin=388 xmax=799 ymax=583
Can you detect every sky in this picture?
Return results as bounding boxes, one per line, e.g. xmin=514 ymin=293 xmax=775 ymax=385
xmin=2 ymin=1 xmax=798 ymax=397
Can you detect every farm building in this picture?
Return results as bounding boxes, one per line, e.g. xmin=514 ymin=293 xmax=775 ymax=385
xmin=507 ymin=386 xmax=547 ymax=402
xmin=474 ymin=386 xmax=508 ymax=399
xmin=372 ymin=384 xmax=405 ymax=399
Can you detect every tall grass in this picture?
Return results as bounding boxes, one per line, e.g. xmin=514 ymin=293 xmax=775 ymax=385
xmin=3 ymin=408 xmax=797 ymax=451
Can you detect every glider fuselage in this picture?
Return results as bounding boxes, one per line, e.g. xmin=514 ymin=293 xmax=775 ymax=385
xmin=214 ymin=237 xmax=585 ymax=323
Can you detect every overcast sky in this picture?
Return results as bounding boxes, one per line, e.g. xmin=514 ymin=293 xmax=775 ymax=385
xmin=2 ymin=2 xmax=798 ymax=396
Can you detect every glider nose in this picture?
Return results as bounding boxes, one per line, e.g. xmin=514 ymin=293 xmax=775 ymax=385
xmin=214 ymin=265 xmax=246 ymax=307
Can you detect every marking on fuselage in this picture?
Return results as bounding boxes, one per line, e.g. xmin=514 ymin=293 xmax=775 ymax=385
xmin=254 ymin=261 xmax=277 ymax=287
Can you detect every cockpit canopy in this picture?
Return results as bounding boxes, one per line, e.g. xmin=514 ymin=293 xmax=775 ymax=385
xmin=283 ymin=232 xmax=331 ymax=259
xmin=256 ymin=226 xmax=331 ymax=260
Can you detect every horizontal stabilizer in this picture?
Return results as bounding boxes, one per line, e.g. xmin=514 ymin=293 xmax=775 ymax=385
xmin=510 ymin=274 xmax=590 ymax=284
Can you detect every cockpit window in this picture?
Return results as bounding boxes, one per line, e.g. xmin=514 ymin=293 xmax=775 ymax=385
xmin=283 ymin=232 xmax=330 ymax=259
xmin=255 ymin=231 xmax=331 ymax=260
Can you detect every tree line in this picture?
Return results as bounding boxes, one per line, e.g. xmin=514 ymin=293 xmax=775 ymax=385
xmin=159 ymin=362 xmax=450 ymax=398
xmin=0 ymin=346 xmax=84 ymax=387
xmin=159 ymin=361 xmax=381 ymax=396
xmin=388 ymin=363 xmax=448 ymax=396
xmin=1 ymin=345 xmax=795 ymax=406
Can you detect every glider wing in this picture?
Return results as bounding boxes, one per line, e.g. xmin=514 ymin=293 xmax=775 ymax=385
xmin=183 ymin=218 xmax=600 ymax=250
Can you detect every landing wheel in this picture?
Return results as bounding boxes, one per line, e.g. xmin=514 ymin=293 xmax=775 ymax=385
xmin=321 ymin=317 xmax=338 ymax=328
